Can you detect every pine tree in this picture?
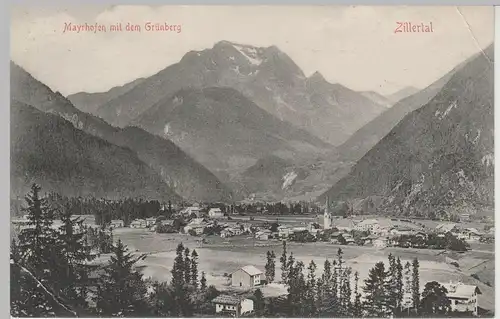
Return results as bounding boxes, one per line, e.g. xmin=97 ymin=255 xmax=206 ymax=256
xmin=402 ymin=261 xmax=413 ymax=314
xmin=353 ymin=271 xmax=362 ymax=317
xmin=330 ymin=259 xmax=339 ymax=315
xmin=148 ymin=281 xmax=174 ymax=316
xmin=16 ymin=184 xmax=59 ymax=316
xmin=184 ymin=247 xmax=191 ymax=284
xmin=385 ymin=253 xmax=398 ymax=315
xmin=319 ymin=259 xmax=334 ymax=315
xmin=56 ymin=208 xmax=96 ymax=308
xmin=200 ymin=271 xmax=207 ymax=292
xmin=336 ymin=248 xmax=348 ymax=313
xmin=94 ymin=239 xmax=148 ymax=317
xmin=412 ymin=257 xmax=421 ymax=315
xmin=339 ymin=267 xmax=352 ymax=316
xmin=396 ymin=257 xmax=404 ymax=313
xmin=270 ymin=251 xmax=276 ymax=282
xmin=191 ymin=249 xmax=199 ymax=289
xmin=286 ymin=252 xmax=295 ymax=285
xmin=363 ymin=261 xmax=389 ymax=317
xmin=305 ymin=260 xmax=317 ymax=316
xmin=265 ymin=251 xmax=273 ymax=283
xmin=280 ymin=241 xmax=288 ymax=282
xmin=286 ymin=260 xmax=306 ymax=316
xmin=171 ymin=243 xmax=188 ymax=316
xmin=253 ymin=288 xmax=265 ymax=316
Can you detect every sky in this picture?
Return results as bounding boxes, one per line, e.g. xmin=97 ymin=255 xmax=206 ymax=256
xmin=10 ymin=5 xmax=494 ymax=96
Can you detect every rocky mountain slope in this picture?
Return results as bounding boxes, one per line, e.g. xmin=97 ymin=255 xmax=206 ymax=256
xmin=335 ymin=55 xmax=471 ymax=164
xmin=11 ymin=100 xmax=180 ymax=201
xmin=131 ymin=87 xmax=330 ymax=174
xmin=95 ymin=40 xmax=385 ymax=145
xmin=68 ymin=78 xmax=145 ymax=115
xmin=386 ymin=86 xmax=420 ymax=103
xmin=361 ymin=91 xmax=393 ymax=108
xmin=10 ymin=62 xmax=233 ymax=202
xmin=320 ymin=45 xmax=494 ymax=218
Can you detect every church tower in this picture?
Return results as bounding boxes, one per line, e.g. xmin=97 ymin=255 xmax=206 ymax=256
xmin=324 ymin=196 xmax=332 ymax=230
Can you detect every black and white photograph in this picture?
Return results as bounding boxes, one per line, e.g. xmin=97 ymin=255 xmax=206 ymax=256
xmin=9 ymin=5 xmax=495 ymax=318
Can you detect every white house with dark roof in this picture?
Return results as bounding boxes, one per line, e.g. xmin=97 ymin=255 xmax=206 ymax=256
xmin=440 ymin=282 xmax=481 ymax=316
xmin=208 ymin=207 xmax=224 ymax=218
xmin=231 ymin=265 xmax=263 ymax=288
xmin=212 ymin=294 xmax=254 ymax=317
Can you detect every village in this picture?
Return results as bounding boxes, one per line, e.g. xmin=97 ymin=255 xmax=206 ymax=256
xmin=11 ymin=199 xmax=494 ymax=317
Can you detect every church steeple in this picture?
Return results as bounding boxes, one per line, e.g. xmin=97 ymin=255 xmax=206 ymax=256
xmin=324 ymin=196 xmax=331 ymax=230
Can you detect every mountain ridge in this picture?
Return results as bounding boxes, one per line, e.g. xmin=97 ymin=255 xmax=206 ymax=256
xmin=10 ymin=62 xmax=234 ymax=202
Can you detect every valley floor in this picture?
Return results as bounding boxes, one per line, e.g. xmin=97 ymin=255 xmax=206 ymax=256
xmin=109 ymin=227 xmax=495 ymax=313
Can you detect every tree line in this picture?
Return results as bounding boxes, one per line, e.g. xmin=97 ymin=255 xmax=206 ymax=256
xmin=10 ymin=185 xmax=485 ymax=318
xmin=11 ymin=184 xmax=222 ymax=317
xmin=258 ymin=241 xmax=479 ymax=317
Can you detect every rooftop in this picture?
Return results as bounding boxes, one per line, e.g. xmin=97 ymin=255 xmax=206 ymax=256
xmin=212 ymin=295 xmax=242 ymax=305
xmin=440 ymin=282 xmax=481 ymax=300
xmin=239 ymin=265 xmax=263 ymax=276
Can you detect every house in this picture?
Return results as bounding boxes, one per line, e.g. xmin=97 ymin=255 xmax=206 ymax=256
xmin=110 ymin=219 xmax=124 ymax=228
xmin=145 ymin=218 xmax=157 ymax=227
xmin=390 ymin=227 xmax=414 ymax=236
xmin=361 ymin=234 xmax=378 ymax=245
xmin=461 ymin=228 xmax=482 ymax=242
xmin=373 ymin=237 xmax=388 ymax=248
xmin=229 ymin=227 xmax=243 ymax=236
xmin=231 ymin=265 xmax=263 ymax=288
xmin=255 ymin=230 xmax=271 ymax=240
xmin=435 ymin=223 xmax=458 ymax=234
xmin=440 ymin=282 xmax=481 ymax=316
xmin=181 ymin=206 xmax=202 ymax=218
xmin=184 ymin=224 xmax=206 ymax=235
xmin=212 ymin=295 xmax=254 ymax=317
xmin=208 ymin=208 xmax=225 ymax=219
xmin=160 ymin=219 xmax=174 ymax=226
xmin=460 ymin=213 xmax=471 ymax=222
xmin=130 ymin=219 xmax=147 ymax=228
xmin=220 ymin=229 xmax=234 ymax=238
xmin=278 ymin=226 xmax=293 ymax=239
xmin=354 ymin=219 xmax=381 ymax=232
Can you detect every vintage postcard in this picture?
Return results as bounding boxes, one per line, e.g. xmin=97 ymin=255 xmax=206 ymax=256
xmin=10 ymin=5 xmax=494 ymax=318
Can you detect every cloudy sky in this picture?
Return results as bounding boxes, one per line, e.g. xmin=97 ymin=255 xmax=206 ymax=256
xmin=11 ymin=5 xmax=494 ymax=96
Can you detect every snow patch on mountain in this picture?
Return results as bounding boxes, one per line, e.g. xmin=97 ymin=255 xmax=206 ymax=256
xmin=232 ymin=43 xmax=263 ymax=65
xmin=282 ymin=171 xmax=298 ymax=189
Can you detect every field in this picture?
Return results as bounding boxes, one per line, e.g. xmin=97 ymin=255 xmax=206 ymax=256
xmin=111 ymin=226 xmax=495 ymax=311
xmin=13 ymin=213 xmax=493 ymax=311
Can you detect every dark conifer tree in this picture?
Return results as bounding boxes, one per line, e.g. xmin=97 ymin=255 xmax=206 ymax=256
xmin=16 ymin=184 xmax=59 ymax=316
xmin=200 ymin=271 xmax=207 ymax=291
xmin=94 ymin=239 xmax=148 ymax=317
xmin=56 ymin=208 xmax=96 ymax=308
xmin=353 ymin=271 xmax=362 ymax=317
xmin=191 ymin=249 xmax=199 ymax=289
xmin=363 ymin=261 xmax=389 ymax=317
xmin=184 ymin=247 xmax=191 ymax=284
xmin=412 ymin=257 xmax=421 ymax=315
xmin=270 ymin=250 xmax=276 ymax=282
xmin=280 ymin=241 xmax=288 ymax=282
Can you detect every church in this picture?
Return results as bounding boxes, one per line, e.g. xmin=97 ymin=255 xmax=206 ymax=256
xmin=318 ymin=197 xmax=333 ymax=230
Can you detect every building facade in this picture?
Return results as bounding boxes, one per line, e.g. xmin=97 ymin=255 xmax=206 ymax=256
xmin=212 ymin=295 xmax=254 ymax=317
xmin=231 ymin=265 xmax=263 ymax=288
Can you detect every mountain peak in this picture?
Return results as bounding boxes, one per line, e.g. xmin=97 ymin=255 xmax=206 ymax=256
xmin=309 ymin=71 xmax=326 ymax=82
